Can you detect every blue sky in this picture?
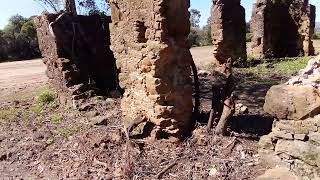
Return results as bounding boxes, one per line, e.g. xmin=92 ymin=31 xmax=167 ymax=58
xmin=191 ymin=0 xmax=320 ymax=26
xmin=0 ymin=0 xmax=319 ymax=29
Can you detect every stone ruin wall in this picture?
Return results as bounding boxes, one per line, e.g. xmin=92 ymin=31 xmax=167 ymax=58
xmin=251 ymin=0 xmax=316 ymax=59
xmin=35 ymin=13 xmax=118 ymax=106
xmin=211 ymin=0 xmax=247 ymax=67
xmin=260 ymin=56 xmax=320 ymax=179
xmin=110 ymin=0 xmax=193 ymax=139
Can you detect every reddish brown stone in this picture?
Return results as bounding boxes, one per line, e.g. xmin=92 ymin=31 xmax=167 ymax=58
xmin=110 ymin=0 xmax=193 ymax=139
xmin=251 ymin=0 xmax=316 ymax=58
xmin=211 ymin=0 xmax=247 ymax=67
xmin=35 ymin=13 xmax=118 ymax=104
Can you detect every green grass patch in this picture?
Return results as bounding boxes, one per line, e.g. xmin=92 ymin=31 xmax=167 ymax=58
xmin=50 ymin=113 xmax=63 ymax=125
xmin=36 ymin=89 xmax=55 ymax=106
xmin=0 ymin=111 xmax=6 ymax=119
xmin=31 ymin=88 xmax=58 ymax=114
xmin=272 ymin=57 xmax=310 ymax=75
xmin=237 ymin=57 xmax=310 ymax=77
xmin=0 ymin=108 xmax=21 ymax=124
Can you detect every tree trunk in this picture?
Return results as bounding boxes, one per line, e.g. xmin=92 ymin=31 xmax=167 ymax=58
xmin=65 ymin=0 xmax=77 ymax=16
xmin=208 ymin=56 xmax=235 ymax=135
xmin=215 ymin=96 xmax=235 ymax=135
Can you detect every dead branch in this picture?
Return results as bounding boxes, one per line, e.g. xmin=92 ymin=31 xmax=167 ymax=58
xmin=93 ymin=157 xmax=108 ymax=167
xmin=156 ymin=160 xmax=178 ymax=179
xmin=215 ymin=96 xmax=235 ymax=135
xmin=207 ymin=108 xmax=214 ymax=131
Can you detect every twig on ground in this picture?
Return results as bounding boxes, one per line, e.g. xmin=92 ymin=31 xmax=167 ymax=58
xmin=93 ymin=157 xmax=108 ymax=167
xmin=156 ymin=160 xmax=178 ymax=179
xmin=223 ymin=137 xmax=238 ymax=155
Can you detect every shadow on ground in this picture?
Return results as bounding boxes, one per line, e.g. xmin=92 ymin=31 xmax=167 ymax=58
xmin=195 ymin=67 xmax=288 ymax=137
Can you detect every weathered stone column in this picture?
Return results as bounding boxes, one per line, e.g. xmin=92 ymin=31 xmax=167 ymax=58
xmin=251 ymin=0 xmax=316 ymax=59
xmin=110 ymin=0 xmax=193 ymax=139
xmin=211 ymin=0 xmax=247 ymax=67
xmin=35 ymin=14 xmax=118 ymax=105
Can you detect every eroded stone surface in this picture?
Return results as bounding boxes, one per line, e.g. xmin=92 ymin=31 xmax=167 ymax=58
xmin=257 ymin=167 xmax=298 ymax=180
xmin=35 ymin=13 xmax=118 ymax=105
xmin=288 ymin=55 xmax=320 ymax=88
xmin=264 ymin=84 xmax=320 ymax=120
xmin=211 ymin=0 xmax=247 ymax=67
xmin=110 ymin=0 xmax=193 ymax=139
xmin=251 ymin=0 xmax=315 ymax=58
xmin=260 ymin=56 xmax=320 ymax=179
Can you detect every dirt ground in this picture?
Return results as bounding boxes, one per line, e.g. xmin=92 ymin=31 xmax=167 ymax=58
xmin=1 ymin=41 xmax=318 ymax=179
xmin=0 ymin=59 xmax=48 ymax=102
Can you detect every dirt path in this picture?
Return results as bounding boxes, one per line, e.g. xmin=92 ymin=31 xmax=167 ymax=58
xmin=0 ymin=47 xmax=211 ymax=92
xmin=190 ymin=46 xmax=214 ymax=69
xmin=0 ymin=59 xmax=48 ymax=102
xmin=0 ymin=59 xmax=47 ymax=88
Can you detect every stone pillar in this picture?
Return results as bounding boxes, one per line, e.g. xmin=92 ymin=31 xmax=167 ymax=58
xmin=251 ymin=0 xmax=315 ymax=59
xmin=300 ymin=3 xmax=316 ymax=56
xmin=211 ymin=0 xmax=247 ymax=67
xmin=35 ymin=14 xmax=118 ymax=105
xmin=251 ymin=0 xmax=270 ymax=58
xmin=110 ymin=0 xmax=193 ymax=139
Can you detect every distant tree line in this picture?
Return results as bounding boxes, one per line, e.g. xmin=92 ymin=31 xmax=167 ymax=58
xmin=0 ymin=0 xmax=110 ymax=63
xmin=188 ymin=9 xmax=212 ymax=47
xmin=0 ymin=15 xmax=41 ymax=62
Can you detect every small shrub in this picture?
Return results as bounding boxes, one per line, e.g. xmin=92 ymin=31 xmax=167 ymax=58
xmin=51 ymin=113 xmax=63 ymax=125
xmin=30 ymin=105 xmax=43 ymax=114
xmin=36 ymin=89 xmax=55 ymax=106
xmin=0 ymin=111 xmax=6 ymax=119
xmin=31 ymin=89 xmax=57 ymax=115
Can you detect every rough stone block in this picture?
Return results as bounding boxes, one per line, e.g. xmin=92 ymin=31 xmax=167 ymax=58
xmin=264 ymin=85 xmax=320 ymax=120
xmin=110 ymin=0 xmax=193 ymax=139
xmin=211 ymin=0 xmax=247 ymax=67
xmin=35 ymin=13 xmax=118 ymax=104
xmin=251 ymin=0 xmax=315 ymax=58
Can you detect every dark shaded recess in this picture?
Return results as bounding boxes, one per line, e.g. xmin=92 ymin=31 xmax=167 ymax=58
xmin=197 ymin=112 xmax=274 ymax=137
xmin=230 ymin=115 xmax=274 ymax=136
xmin=265 ymin=3 xmax=300 ymax=58
xmin=50 ymin=14 xmax=119 ymax=93
xmin=136 ymin=21 xmax=147 ymax=43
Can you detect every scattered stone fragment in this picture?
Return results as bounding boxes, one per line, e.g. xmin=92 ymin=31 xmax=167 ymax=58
xmin=294 ymin=134 xmax=307 ymax=141
xmin=90 ymin=115 xmax=108 ymax=126
xmin=260 ymin=55 xmax=320 ymax=179
xmin=235 ymin=103 xmax=249 ymax=114
xmin=257 ymin=167 xmax=298 ymax=180
xmin=264 ymin=84 xmax=320 ymax=120
xmin=197 ymin=70 xmax=211 ymax=77
xmin=78 ymin=103 xmax=95 ymax=112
